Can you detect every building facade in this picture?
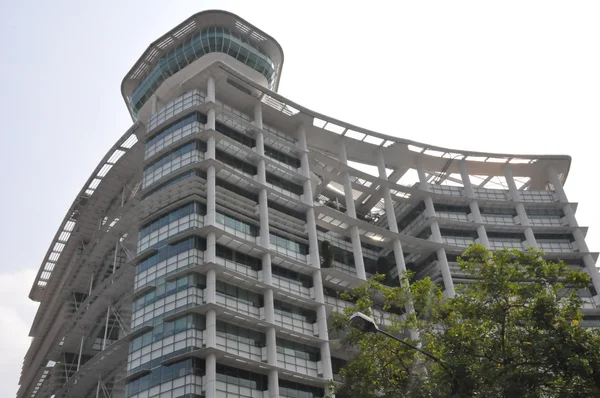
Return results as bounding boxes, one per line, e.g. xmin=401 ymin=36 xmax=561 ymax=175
xmin=18 ymin=9 xmax=600 ymax=398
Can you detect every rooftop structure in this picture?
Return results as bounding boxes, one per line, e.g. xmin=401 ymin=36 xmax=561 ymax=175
xmin=19 ymin=9 xmax=600 ymax=398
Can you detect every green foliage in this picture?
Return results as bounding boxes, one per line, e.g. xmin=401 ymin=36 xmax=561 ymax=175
xmin=330 ymin=245 xmax=600 ymax=398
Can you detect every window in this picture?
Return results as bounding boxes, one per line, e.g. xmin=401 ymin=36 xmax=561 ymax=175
xmin=143 ymin=140 xmax=206 ymax=176
xmin=216 ymin=119 xmax=256 ymax=148
xmin=264 ymin=145 xmax=301 ymax=168
xmin=216 ymin=245 xmax=262 ymax=270
xmin=216 ymin=281 xmax=263 ymax=308
xmin=216 ymin=364 xmax=268 ymax=391
xmin=216 ymin=149 xmax=257 ymax=175
xmin=279 ymin=379 xmax=324 ymax=398
xmin=266 ymin=173 xmax=304 ymax=195
xmin=217 ymin=321 xmax=265 ymax=347
xmin=146 ymin=112 xmax=207 ymax=149
xmin=139 ymin=202 xmax=206 ymax=240
xmin=142 ymin=170 xmax=206 ymax=199
xmin=133 ymin=274 xmax=206 ymax=311
xmin=270 ymin=233 xmax=308 ymax=254
xmin=217 ymin=178 xmax=259 ymax=202
xmin=129 ymin=314 xmax=205 ymax=353
xmin=216 ymin=212 xmax=259 ymax=236
xmin=274 ymin=301 xmax=316 ymax=323
xmin=272 ymin=264 xmax=312 ymax=288
xmin=126 ymin=358 xmax=205 ymax=397
xmin=277 ymin=338 xmax=320 ymax=361
xmin=131 ymin=26 xmax=276 ymax=114
xmin=269 ymin=200 xmax=305 ymax=221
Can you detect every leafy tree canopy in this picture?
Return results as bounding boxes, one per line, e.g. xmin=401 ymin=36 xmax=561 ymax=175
xmin=330 ymin=245 xmax=600 ymax=398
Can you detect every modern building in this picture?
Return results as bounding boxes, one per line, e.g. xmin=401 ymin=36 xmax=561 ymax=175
xmin=18 ymin=9 xmax=600 ymax=398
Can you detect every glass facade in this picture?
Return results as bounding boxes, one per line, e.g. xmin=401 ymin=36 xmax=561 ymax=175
xmin=131 ymin=26 xmax=276 ymax=114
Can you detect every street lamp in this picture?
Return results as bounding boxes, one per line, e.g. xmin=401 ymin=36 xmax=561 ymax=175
xmin=349 ymin=312 xmax=466 ymax=395
xmin=348 ymin=312 xmax=441 ymax=363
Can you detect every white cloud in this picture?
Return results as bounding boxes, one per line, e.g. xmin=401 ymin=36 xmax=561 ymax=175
xmin=0 ymin=269 xmax=39 ymax=398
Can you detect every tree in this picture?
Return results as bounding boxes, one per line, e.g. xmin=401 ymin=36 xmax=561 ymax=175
xmin=330 ymin=245 xmax=600 ymax=398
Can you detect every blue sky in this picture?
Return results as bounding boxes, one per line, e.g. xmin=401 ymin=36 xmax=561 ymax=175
xmin=2 ymin=1 xmax=600 ymax=396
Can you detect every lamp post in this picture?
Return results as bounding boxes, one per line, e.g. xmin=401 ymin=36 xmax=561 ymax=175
xmin=348 ymin=312 xmax=441 ymax=362
xmin=348 ymin=311 xmax=464 ymax=396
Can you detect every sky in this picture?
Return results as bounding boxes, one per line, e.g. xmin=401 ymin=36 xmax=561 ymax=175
xmin=1 ymin=0 xmax=600 ymax=396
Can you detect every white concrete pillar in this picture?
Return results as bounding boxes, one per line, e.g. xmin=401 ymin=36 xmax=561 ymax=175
xmin=263 ymin=287 xmax=274 ymax=322
xmin=259 ymin=190 xmax=270 ymax=247
xmin=206 ymin=77 xmax=216 ymax=133
xmin=253 ymin=101 xmax=263 ymax=130
xmin=312 ymin=270 xmax=333 ymax=379
xmin=417 ymin=158 xmax=455 ymax=297
xmin=206 ymin=167 xmax=216 ymax=226
xmin=151 ymin=96 xmax=158 ymax=114
xmin=377 ymin=151 xmax=408 ymax=277
xmin=298 ymin=125 xmax=333 ymax=380
xmin=266 ymin=327 xmax=278 ymax=367
xmin=207 ymin=76 xmax=215 ymax=103
xmin=459 ymin=161 xmax=489 ymax=248
xmin=338 ymin=141 xmax=366 ymax=280
xmin=206 ymin=232 xmax=216 ymax=263
xmin=206 ymin=134 xmax=216 ymax=158
xmin=205 ymin=353 xmax=216 ymax=398
xmin=547 ymin=167 xmax=600 ymax=293
xmin=268 ymin=368 xmax=280 ymax=398
xmin=338 ymin=143 xmax=357 ymax=218
xmin=206 ymin=269 xmax=216 ymax=303
xmin=206 ymin=309 xmax=216 ymax=348
xmin=205 ymin=265 xmax=217 ymax=384
xmin=206 ymin=109 xmax=215 ymax=131
xmin=254 ymin=101 xmax=267 ymax=184
xmin=504 ymin=165 xmax=537 ymax=248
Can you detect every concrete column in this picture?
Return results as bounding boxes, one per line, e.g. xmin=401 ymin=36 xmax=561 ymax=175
xmin=206 ymin=77 xmax=216 ymax=133
xmin=338 ymin=143 xmax=357 ymax=218
xmin=266 ymin=327 xmax=278 ymax=366
xmin=459 ymin=161 xmax=489 ymax=248
xmin=206 ymin=134 xmax=216 ymax=158
xmin=265 ymin=288 xmax=278 ymax=395
xmin=547 ymin=167 xmax=600 ymax=293
xmin=377 ymin=151 xmax=408 ymax=277
xmin=206 ymin=269 xmax=216 ymax=303
xmin=255 ymin=101 xmax=267 ymax=183
xmin=207 ymin=76 xmax=215 ymax=103
xmin=254 ymin=101 xmax=263 ymax=130
xmin=206 ymin=167 xmax=216 ymax=226
xmin=206 ymin=233 xmax=216 ymax=263
xmin=206 ymin=309 xmax=216 ymax=348
xmin=151 ymin=96 xmax=158 ymax=114
xmin=298 ymin=125 xmax=333 ymax=380
xmin=205 ymin=352 xmax=216 ymax=398
xmin=504 ymin=165 xmax=537 ymax=248
xmin=206 ymin=109 xmax=215 ymax=131
xmin=205 ymin=266 xmax=217 ymax=381
xmin=417 ymin=158 xmax=455 ymax=297
xmin=254 ymin=113 xmax=277 ymax=387
xmin=268 ymin=368 xmax=280 ymax=398
xmin=338 ymin=141 xmax=366 ymax=280
xmin=259 ymin=190 xmax=270 ymax=247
